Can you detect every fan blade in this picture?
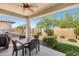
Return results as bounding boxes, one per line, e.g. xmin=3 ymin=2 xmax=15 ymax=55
xmin=29 ymin=4 xmax=38 ymax=8
xmin=22 ymin=8 xmax=28 ymax=12
xmin=28 ymin=8 xmax=34 ymax=12
xmin=20 ymin=3 xmax=28 ymax=8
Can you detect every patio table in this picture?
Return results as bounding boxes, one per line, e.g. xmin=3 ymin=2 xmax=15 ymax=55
xmin=16 ymin=38 xmax=31 ymax=56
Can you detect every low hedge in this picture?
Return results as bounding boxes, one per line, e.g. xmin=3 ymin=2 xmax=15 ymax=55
xmin=43 ymin=36 xmax=58 ymax=48
xmin=60 ymin=36 xmax=65 ymax=38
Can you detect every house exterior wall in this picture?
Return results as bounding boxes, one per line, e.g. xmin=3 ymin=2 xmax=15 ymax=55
xmin=0 ymin=22 xmax=12 ymax=34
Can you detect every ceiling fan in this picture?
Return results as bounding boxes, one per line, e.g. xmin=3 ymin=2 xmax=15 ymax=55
xmin=20 ymin=3 xmax=38 ymax=12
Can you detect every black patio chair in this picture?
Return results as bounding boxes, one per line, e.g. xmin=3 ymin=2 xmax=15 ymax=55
xmin=26 ymin=39 xmax=38 ymax=56
xmin=34 ymin=35 xmax=40 ymax=51
xmin=12 ymin=40 xmax=24 ymax=56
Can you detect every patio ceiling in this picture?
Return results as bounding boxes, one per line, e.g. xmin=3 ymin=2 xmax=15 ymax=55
xmin=0 ymin=3 xmax=79 ymax=19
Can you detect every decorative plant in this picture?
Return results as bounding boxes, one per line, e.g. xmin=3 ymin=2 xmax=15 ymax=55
xmin=68 ymin=39 xmax=77 ymax=42
xmin=60 ymin=36 xmax=65 ymax=38
xmin=44 ymin=29 xmax=54 ymax=36
xmin=42 ymin=36 xmax=58 ymax=48
xmin=37 ymin=32 xmax=42 ymax=36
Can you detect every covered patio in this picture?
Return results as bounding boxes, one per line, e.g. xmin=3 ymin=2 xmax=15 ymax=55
xmin=0 ymin=3 xmax=79 ymax=56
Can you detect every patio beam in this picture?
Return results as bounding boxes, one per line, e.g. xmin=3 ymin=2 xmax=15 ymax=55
xmin=0 ymin=9 xmax=26 ymax=19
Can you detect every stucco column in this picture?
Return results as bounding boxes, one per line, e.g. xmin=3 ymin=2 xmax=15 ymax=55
xmin=25 ymin=17 xmax=31 ymax=41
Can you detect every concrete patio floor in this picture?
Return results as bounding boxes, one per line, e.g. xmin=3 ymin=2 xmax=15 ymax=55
xmin=0 ymin=45 xmax=65 ymax=56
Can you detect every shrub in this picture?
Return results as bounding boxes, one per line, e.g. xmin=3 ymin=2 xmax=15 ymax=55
xmin=44 ymin=29 xmax=54 ymax=36
xmin=68 ymin=39 xmax=77 ymax=42
xmin=42 ymin=36 xmax=58 ymax=48
xmin=42 ymin=37 xmax=48 ymax=43
xmin=47 ymin=38 xmax=58 ymax=48
xmin=60 ymin=36 xmax=65 ymax=38
xmin=37 ymin=32 xmax=41 ymax=36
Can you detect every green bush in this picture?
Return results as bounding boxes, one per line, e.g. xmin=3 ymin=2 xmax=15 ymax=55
xmin=68 ymin=39 xmax=77 ymax=42
xmin=47 ymin=38 xmax=58 ymax=48
xmin=43 ymin=36 xmax=58 ymax=48
xmin=42 ymin=37 xmax=48 ymax=43
xmin=37 ymin=32 xmax=41 ymax=36
xmin=44 ymin=29 xmax=54 ymax=36
xmin=60 ymin=36 xmax=65 ymax=38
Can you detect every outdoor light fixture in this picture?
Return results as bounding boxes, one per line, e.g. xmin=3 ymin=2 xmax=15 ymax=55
xmin=20 ymin=3 xmax=38 ymax=12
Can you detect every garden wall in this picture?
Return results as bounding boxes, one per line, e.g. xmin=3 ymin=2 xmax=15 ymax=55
xmin=54 ymin=28 xmax=76 ymax=39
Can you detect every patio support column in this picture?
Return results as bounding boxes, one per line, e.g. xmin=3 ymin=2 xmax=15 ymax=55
xmin=26 ymin=17 xmax=31 ymax=41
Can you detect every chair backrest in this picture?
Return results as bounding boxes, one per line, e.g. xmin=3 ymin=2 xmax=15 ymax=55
xmin=28 ymin=39 xmax=38 ymax=50
xmin=34 ymin=35 xmax=40 ymax=44
xmin=12 ymin=40 xmax=17 ymax=50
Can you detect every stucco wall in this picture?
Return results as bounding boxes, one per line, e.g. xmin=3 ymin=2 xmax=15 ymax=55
xmin=0 ymin=22 xmax=12 ymax=33
xmin=54 ymin=28 xmax=76 ymax=39
xmin=12 ymin=28 xmax=76 ymax=39
xmin=40 ymin=28 xmax=76 ymax=39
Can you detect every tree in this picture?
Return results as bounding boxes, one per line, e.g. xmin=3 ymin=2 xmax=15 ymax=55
xmin=58 ymin=14 xmax=74 ymax=28
xmin=37 ymin=12 xmax=79 ymax=37
xmin=37 ymin=16 xmax=54 ymax=30
xmin=37 ymin=16 xmax=54 ymax=36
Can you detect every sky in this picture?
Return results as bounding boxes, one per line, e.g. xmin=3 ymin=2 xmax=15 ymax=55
xmin=0 ymin=8 xmax=79 ymax=28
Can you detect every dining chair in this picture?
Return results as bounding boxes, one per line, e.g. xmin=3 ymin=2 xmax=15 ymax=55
xmin=34 ymin=35 xmax=40 ymax=51
xmin=26 ymin=39 xmax=38 ymax=56
xmin=12 ymin=40 xmax=24 ymax=56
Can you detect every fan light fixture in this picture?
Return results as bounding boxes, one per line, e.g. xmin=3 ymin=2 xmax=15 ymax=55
xmin=20 ymin=3 xmax=38 ymax=12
